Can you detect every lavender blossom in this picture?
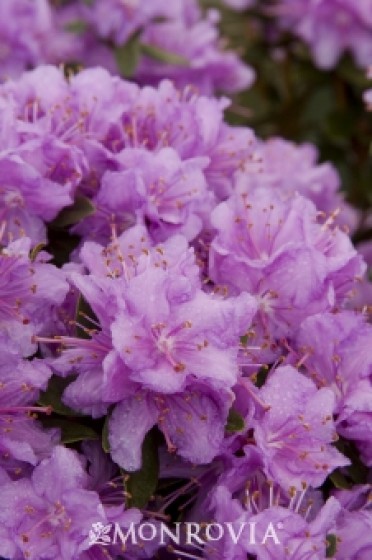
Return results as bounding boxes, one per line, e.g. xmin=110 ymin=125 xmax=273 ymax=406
xmin=209 ymin=187 xmax=365 ymax=343
xmin=49 ymin=226 xmax=257 ymax=468
xmin=0 ymin=446 xmax=107 ymax=560
xmin=252 ymin=366 xmax=349 ymax=490
xmin=58 ymin=0 xmax=255 ymax=95
xmin=294 ymin=311 xmax=372 ymax=465
xmin=250 ymin=137 xmax=357 ymax=231
xmin=0 ymin=0 xmax=75 ymax=81
xmin=275 ymin=0 xmax=372 ymax=69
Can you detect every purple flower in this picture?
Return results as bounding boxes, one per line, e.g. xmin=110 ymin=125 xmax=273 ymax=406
xmin=0 ymin=67 xmax=90 ymax=244
xmin=350 ymin=240 xmax=372 ymax=312
xmin=364 ymin=88 xmax=372 ymax=110
xmin=0 ymin=237 xmax=68 ymax=345
xmin=0 ymin=0 xmax=75 ymax=81
xmin=52 ymin=226 xmax=256 ymax=398
xmin=250 ymin=137 xmax=357 ymax=231
xmin=243 ymin=498 xmax=341 ymax=560
xmin=0 ymin=328 xmax=58 ymax=479
xmin=0 ymin=446 xmax=106 ymax=560
xmin=198 ymin=483 xmax=341 ymax=560
xmin=82 ymin=147 xmax=212 ymax=243
xmin=333 ymin=486 xmax=372 ymax=560
xmin=276 ymin=0 xmax=372 ymax=69
xmin=135 ymin=6 xmax=255 ymax=95
xmin=209 ymin=187 xmax=365 ymax=342
xmin=252 ymin=366 xmax=349 ymax=490
xmin=294 ymin=311 xmax=372 ymax=465
xmin=58 ymin=0 xmax=255 ymax=95
xmin=110 ymin=266 xmax=256 ymax=394
xmin=51 ymin=227 xmax=202 ymax=415
xmin=49 ymin=227 xmax=256 ymax=468
xmin=0 ymin=65 xmax=259 ymax=245
xmin=109 ymin=381 xmax=233 ymax=470
xmin=0 ymin=152 xmax=81 ymax=245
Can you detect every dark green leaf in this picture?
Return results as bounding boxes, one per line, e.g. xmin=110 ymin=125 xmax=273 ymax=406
xmin=124 ymin=430 xmax=159 ymax=508
xmin=255 ymin=366 xmax=270 ymax=388
xmin=38 ymin=375 xmax=82 ymax=417
xmin=326 ymin=534 xmax=338 ymax=558
xmin=140 ymin=43 xmax=189 ymax=66
xmin=102 ymin=414 xmax=110 ymax=453
xmin=44 ymin=418 xmax=98 ymax=444
xmin=225 ymin=408 xmax=245 ymax=433
xmin=348 ymin=459 xmax=369 ymax=485
xmin=115 ymin=33 xmax=141 ymax=78
xmin=52 ymin=196 xmax=95 ymax=228
xmin=329 ymin=470 xmax=351 ymax=490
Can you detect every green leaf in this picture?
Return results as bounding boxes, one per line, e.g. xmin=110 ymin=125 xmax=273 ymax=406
xmin=326 ymin=534 xmax=338 ymax=558
xmin=44 ymin=418 xmax=98 ymax=444
xmin=102 ymin=414 xmax=110 ymax=453
xmin=140 ymin=43 xmax=189 ymax=67
xmin=38 ymin=375 xmax=82 ymax=417
xmin=115 ymin=33 xmax=141 ymax=78
xmin=329 ymin=470 xmax=351 ymax=490
xmin=255 ymin=366 xmax=269 ymax=388
xmin=225 ymin=408 xmax=245 ymax=433
xmin=124 ymin=430 xmax=159 ymax=508
xmin=52 ymin=196 xmax=95 ymax=228
xmin=65 ymin=20 xmax=88 ymax=34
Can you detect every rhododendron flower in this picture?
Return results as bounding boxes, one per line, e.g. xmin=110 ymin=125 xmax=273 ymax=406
xmin=294 ymin=311 xmax=372 ymax=465
xmin=275 ymin=0 xmax=372 ymax=69
xmin=209 ymin=187 xmax=365 ymax=342
xmin=253 ymin=366 xmax=349 ymax=489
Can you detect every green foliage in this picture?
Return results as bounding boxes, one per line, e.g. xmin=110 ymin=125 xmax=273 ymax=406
xmin=102 ymin=413 xmax=111 ymax=453
xmin=39 ymin=375 xmax=81 ymax=417
xmin=43 ymin=417 xmax=98 ymax=444
xmin=226 ymin=407 xmax=245 ymax=432
xmin=326 ymin=534 xmax=338 ymax=558
xmin=115 ymin=33 xmax=142 ymax=78
xmin=140 ymin=43 xmax=189 ymax=66
xmin=124 ymin=430 xmax=160 ymax=509
xmin=52 ymin=196 xmax=96 ymax=228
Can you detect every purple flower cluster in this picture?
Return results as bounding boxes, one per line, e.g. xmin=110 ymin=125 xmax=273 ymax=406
xmin=61 ymin=0 xmax=255 ymax=94
xmin=0 ymin=0 xmax=78 ymax=82
xmin=0 ymin=0 xmax=254 ymax=96
xmin=0 ymin=65 xmax=259 ymax=247
xmin=275 ymin=0 xmax=372 ymax=69
xmin=0 ymin=64 xmax=370 ymax=560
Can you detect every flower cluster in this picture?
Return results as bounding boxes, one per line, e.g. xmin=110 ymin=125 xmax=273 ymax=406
xmin=0 ymin=0 xmax=78 ymax=82
xmin=0 ymin=0 xmax=254 ymax=96
xmin=59 ymin=0 xmax=255 ymax=94
xmin=0 ymin=65 xmax=259 ymax=247
xmin=0 ymin=37 xmax=370 ymax=560
xmin=274 ymin=0 xmax=372 ymax=69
